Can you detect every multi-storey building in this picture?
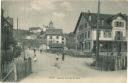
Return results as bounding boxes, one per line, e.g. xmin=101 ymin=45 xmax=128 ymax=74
xmin=29 ymin=27 xmax=41 ymax=33
xmin=74 ymin=12 xmax=127 ymax=56
xmin=46 ymin=29 xmax=66 ymax=50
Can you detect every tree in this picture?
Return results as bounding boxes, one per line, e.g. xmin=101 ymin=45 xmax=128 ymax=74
xmin=66 ymin=32 xmax=77 ymax=49
xmin=1 ymin=9 xmax=15 ymax=64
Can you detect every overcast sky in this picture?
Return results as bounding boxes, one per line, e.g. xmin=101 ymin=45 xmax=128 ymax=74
xmin=2 ymin=0 xmax=128 ymax=33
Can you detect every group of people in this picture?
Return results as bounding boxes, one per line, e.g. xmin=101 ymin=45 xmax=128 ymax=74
xmin=32 ymin=48 xmax=66 ymax=69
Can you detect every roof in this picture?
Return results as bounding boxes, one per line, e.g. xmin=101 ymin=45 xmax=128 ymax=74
xmin=74 ymin=12 xmax=128 ymax=33
xmin=29 ymin=27 xmax=41 ymax=31
xmin=46 ymin=29 xmax=63 ymax=35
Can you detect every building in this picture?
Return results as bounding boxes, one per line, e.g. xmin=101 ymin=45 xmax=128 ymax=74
xmin=29 ymin=27 xmax=41 ymax=33
xmin=46 ymin=29 xmax=66 ymax=51
xmin=49 ymin=21 xmax=54 ymax=29
xmin=42 ymin=21 xmax=55 ymax=32
xmin=74 ymin=12 xmax=127 ymax=56
xmin=13 ymin=29 xmax=30 ymax=40
xmin=27 ymin=27 xmax=42 ymax=39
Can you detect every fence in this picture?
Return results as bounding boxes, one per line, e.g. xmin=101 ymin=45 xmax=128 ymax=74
xmin=95 ymin=55 xmax=127 ymax=71
xmin=2 ymin=57 xmax=32 ymax=82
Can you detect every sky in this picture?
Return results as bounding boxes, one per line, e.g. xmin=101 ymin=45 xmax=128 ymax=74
xmin=2 ymin=0 xmax=128 ymax=33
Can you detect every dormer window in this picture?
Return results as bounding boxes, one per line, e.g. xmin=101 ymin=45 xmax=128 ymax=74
xmin=114 ymin=21 xmax=124 ymax=27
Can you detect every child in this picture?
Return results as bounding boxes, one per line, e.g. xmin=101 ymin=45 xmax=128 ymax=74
xmin=54 ymin=53 xmax=60 ymax=69
xmin=33 ymin=54 xmax=37 ymax=62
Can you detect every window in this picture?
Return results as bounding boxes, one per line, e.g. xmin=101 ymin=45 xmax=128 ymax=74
xmin=62 ymin=37 xmax=64 ymax=40
xmin=62 ymin=41 xmax=64 ymax=44
xmin=84 ymin=32 xmax=87 ymax=39
xmin=84 ymin=23 xmax=87 ymax=28
xmin=88 ymin=31 xmax=90 ymax=38
xmin=81 ymin=33 xmax=84 ymax=39
xmin=115 ymin=31 xmax=123 ymax=40
xmin=85 ymin=42 xmax=90 ymax=50
xmin=79 ymin=33 xmax=84 ymax=39
xmin=114 ymin=21 xmax=124 ymax=27
xmin=57 ymin=41 xmax=59 ymax=43
xmin=79 ymin=25 xmax=84 ymax=31
xmin=102 ymin=20 xmax=104 ymax=26
xmin=104 ymin=30 xmax=111 ymax=38
xmin=56 ymin=36 xmax=59 ymax=39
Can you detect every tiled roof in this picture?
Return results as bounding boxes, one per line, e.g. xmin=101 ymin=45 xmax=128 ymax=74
xmin=46 ymin=29 xmax=63 ymax=35
xmin=74 ymin=12 xmax=128 ymax=33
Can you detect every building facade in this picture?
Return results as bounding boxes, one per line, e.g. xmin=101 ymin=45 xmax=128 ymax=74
xmin=46 ymin=29 xmax=66 ymax=51
xmin=74 ymin=12 xmax=127 ymax=55
xmin=29 ymin=27 xmax=41 ymax=33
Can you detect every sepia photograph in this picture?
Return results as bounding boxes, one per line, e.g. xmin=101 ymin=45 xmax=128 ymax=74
xmin=1 ymin=0 xmax=128 ymax=83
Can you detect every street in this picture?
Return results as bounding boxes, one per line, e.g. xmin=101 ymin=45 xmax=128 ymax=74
xmin=20 ymin=50 xmax=127 ymax=83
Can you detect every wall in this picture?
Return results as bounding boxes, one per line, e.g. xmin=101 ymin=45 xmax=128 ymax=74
xmin=92 ymin=30 xmax=113 ymax=41
xmin=92 ymin=29 xmax=126 ymax=41
xmin=91 ymin=16 xmax=126 ymax=41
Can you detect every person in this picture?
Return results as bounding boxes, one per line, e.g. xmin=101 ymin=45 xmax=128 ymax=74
xmin=33 ymin=48 xmax=37 ymax=62
xmin=33 ymin=54 xmax=37 ymax=62
xmin=56 ymin=53 xmax=59 ymax=61
xmin=33 ymin=48 xmax=36 ymax=54
xmin=62 ymin=52 xmax=65 ymax=61
xmin=40 ymin=49 xmax=42 ymax=53
xmin=54 ymin=53 xmax=60 ymax=69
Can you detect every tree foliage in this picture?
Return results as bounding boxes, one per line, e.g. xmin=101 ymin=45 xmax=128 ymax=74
xmin=66 ymin=32 xmax=77 ymax=49
xmin=1 ymin=10 xmax=16 ymax=64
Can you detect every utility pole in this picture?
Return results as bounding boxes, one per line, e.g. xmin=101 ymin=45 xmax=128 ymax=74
xmin=17 ymin=18 xmax=18 ymax=30
xmin=0 ymin=9 xmax=4 ymax=81
xmin=75 ymin=33 xmax=78 ymax=51
xmin=16 ymin=18 xmax=19 ymax=42
xmin=126 ymin=14 xmax=128 ymax=57
xmin=96 ymin=0 xmax=100 ymax=61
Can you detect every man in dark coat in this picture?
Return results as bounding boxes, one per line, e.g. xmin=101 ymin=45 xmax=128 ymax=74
xmin=62 ymin=51 xmax=65 ymax=61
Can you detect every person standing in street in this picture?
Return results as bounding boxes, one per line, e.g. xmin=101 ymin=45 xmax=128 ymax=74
xmin=33 ymin=54 xmax=37 ymax=62
xmin=33 ymin=48 xmax=36 ymax=54
xmin=62 ymin=52 xmax=65 ymax=61
xmin=33 ymin=48 xmax=37 ymax=62
xmin=54 ymin=52 xmax=60 ymax=69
